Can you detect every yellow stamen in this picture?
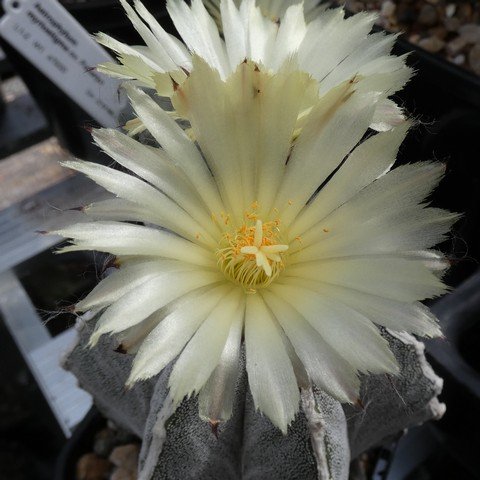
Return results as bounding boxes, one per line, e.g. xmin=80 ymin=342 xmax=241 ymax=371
xmin=216 ymin=211 xmax=288 ymax=291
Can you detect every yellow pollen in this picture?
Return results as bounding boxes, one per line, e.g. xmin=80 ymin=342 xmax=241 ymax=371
xmin=216 ymin=215 xmax=288 ymax=290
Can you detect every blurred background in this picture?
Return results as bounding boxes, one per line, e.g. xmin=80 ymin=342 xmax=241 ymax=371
xmin=0 ymin=0 xmax=479 ymax=479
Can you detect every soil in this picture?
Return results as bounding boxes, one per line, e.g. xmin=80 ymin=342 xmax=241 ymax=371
xmin=75 ymin=424 xmax=140 ymax=480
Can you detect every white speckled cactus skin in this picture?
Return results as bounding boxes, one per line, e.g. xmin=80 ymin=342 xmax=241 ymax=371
xmin=64 ymin=316 xmax=444 ymax=480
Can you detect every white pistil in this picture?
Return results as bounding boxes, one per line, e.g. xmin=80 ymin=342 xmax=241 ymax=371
xmin=240 ymin=220 xmax=289 ymax=277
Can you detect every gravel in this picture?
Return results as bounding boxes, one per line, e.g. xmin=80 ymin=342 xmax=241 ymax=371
xmin=338 ymin=0 xmax=480 ymax=76
xmin=76 ymin=424 xmax=140 ymax=480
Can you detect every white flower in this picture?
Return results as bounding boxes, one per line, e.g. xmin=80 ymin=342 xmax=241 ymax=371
xmin=204 ymin=0 xmax=325 ymax=24
xmin=54 ymin=55 xmax=457 ymax=433
xmin=97 ymin=0 xmax=410 ymax=131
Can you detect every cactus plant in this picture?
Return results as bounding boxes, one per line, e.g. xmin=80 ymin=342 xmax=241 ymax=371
xmin=64 ymin=318 xmax=444 ymax=479
xmin=54 ymin=0 xmax=454 ymax=477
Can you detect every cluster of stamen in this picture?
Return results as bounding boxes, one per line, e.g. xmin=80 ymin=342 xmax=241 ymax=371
xmin=216 ymin=206 xmax=288 ymax=292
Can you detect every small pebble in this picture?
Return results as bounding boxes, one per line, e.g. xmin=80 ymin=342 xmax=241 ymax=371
xmin=396 ymin=4 xmax=416 ymax=24
xmin=109 ymin=444 xmax=140 ymax=472
xmin=451 ymin=54 xmax=466 ymax=65
xmin=429 ymin=26 xmax=448 ymax=40
xmin=380 ymin=0 xmax=396 ymax=17
xmin=335 ymin=0 xmax=480 ymax=77
xmin=76 ymin=453 xmax=112 ymax=480
xmin=459 ymin=24 xmax=480 ymax=44
xmin=445 ymin=3 xmax=456 ymax=18
xmin=457 ymin=2 xmax=473 ymax=22
xmin=419 ymin=36 xmax=446 ymax=53
xmin=468 ymin=44 xmax=480 ymax=75
xmin=444 ymin=16 xmax=461 ymax=32
xmin=350 ymin=1 xmax=364 ymax=12
xmin=110 ymin=468 xmax=137 ymax=480
xmin=409 ymin=33 xmax=421 ymax=44
xmin=418 ymin=4 xmax=438 ymax=27
xmin=446 ymin=36 xmax=468 ymax=55
xmin=94 ymin=428 xmax=118 ymax=458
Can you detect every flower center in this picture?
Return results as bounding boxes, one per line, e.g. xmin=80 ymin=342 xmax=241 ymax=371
xmin=216 ymin=214 xmax=288 ymax=292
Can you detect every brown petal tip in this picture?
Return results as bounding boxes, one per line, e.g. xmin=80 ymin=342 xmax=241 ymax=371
xmin=209 ymin=420 xmax=220 ymax=438
xmin=114 ymin=344 xmax=127 ymax=354
xmin=355 ymin=398 xmax=365 ymax=410
xmin=170 ymin=74 xmax=180 ymax=91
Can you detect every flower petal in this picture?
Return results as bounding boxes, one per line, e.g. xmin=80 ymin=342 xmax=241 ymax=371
xmin=298 ymin=11 xmax=377 ymax=84
xmin=313 ymin=30 xmax=397 ymax=91
xmin=76 ymin=258 xmax=194 ymax=311
xmin=370 ymin=98 xmax=405 ymax=132
xmin=124 ymin=84 xmax=224 ymax=216
xmin=52 ymin=221 xmax=215 ymax=267
xmin=287 ymin=256 xmax=448 ymax=303
xmin=273 ymin=85 xmax=376 ymax=226
xmin=245 ymin=294 xmax=300 ymax=434
xmin=90 ymin=270 xmax=222 ymax=344
xmin=242 ymin=0 xmax=278 ymax=66
xmin=292 ymin=280 xmax=442 ymax=338
xmin=292 ymin=206 xmax=459 ymax=261
xmin=95 ymin=32 xmax=162 ymax=72
xmin=167 ymin=0 xmax=229 ymax=77
xmin=127 ymin=284 xmax=231 ymax=383
xmin=197 ymin=299 xmax=244 ymax=422
xmin=291 ymin=161 xmax=453 ymax=253
xmin=220 ymin=0 xmax=247 ymax=70
xmin=120 ymin=0 xmax=180 ymax=71
xmin=262 ymin=290 xmax=360 ymax=402
xmin=173 ymin=57 xmax=314 ymax=220
xmin=92 ymin=128 xmax=219 ymax=239
xmin=270 ymin=282 xmax=399 ymax=375
xmin=267 ymin=3 xmax=306 ymax=71
xmin=61 ymin=160 xmax=215 ymax=246
xmin=289 ymin=120 xmax=412 ymax=237
xmin=132 ymin=0 xmax=192 ymax=70
xmin=168 ymin=288 xmax=244 ymax=404
xmin=84 ymin=198 xmax=167 ymax=225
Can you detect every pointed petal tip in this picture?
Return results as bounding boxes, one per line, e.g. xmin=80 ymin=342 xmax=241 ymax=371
xmin=355 ymin=398 xmax=365 ymax=410
xmin=87 ymin=332 xmax=101 ymax=348
xmin=425 ymin=325 xmax=443 ymax=339
xmin=114 ymin=343 xmax=128 ymax=354
xmin=125 ymin=367 xmax=141 ymax=388
xmin=255 ymin=406 xmax=295 ymax=435
xmin=209 ymin=419 xmax=220 ymax=438
xmin=74 ymin=303 xmax=85 ymax=313
xmin=59 ymin=159 xmax=84 ymax=171
xmin=124 ymin=380 xmax=135 ymax=391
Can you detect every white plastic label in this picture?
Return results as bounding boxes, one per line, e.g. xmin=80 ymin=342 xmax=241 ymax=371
xmin=0 ymin=0 xmax=129 ymax=127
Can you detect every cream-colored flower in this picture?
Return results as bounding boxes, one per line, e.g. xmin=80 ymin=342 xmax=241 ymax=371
xmin=97 ymin=0 xmax=409 ymax=132
xmin=204 ymin=0 xmax=325 ymax=24
xmin=54 ymin=56 xmax=457 ymax=433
